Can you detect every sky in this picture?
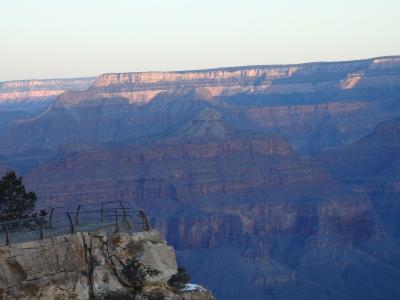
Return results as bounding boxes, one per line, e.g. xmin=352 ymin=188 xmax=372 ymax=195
xmin=1 ymin=0 xmax=400 ymax=81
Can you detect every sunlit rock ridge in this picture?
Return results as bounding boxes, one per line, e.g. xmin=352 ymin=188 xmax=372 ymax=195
xmin=56 ymin=56 xmax=400 ymax=106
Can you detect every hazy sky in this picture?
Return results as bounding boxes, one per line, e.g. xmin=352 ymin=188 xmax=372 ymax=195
xmin=1 ymin=0 xmax=399 ymax=81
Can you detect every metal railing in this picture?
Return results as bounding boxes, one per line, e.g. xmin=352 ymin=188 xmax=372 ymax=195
xmin=0 ymin=201 xmax=150 ymax=246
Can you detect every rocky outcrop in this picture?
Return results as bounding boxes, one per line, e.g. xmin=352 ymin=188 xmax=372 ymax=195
xmin=0 ymin=230 xmax=214 ymax=300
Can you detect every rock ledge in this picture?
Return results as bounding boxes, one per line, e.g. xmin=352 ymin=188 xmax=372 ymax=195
xmin=0 ymin=230 xmax=215 ymax=300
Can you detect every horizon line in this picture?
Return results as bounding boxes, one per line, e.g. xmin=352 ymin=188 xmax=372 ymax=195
xmin=2 ymin=54 xmax=399 ymax=83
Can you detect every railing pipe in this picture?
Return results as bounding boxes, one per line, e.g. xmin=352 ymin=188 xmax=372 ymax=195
xmin=115 ymin=211 xmax=119 ymax=232
xmin=66 ymin=212 xmax=75 ymax=234
xmin=2 ymin=223 xmax=10 ymax=246
xmin=138 ymin=210 xmax=150 ymax=231
xmin=75 ymin=205 xmax=82 ymax=225
xmin=119 ymin=201 xmax=127 ymax=224
xmin=49 ymin=208 xmax=55 ymax=228
xmin=39 ymin=219 xmax=44 ymax=240
xmin=100 ymin=203 xmax=104 ymax=223
xmin=0 ymin=202 xmax=149 ymax=243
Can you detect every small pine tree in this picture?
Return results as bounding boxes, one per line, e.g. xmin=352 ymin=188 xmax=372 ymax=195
xmin=169 ymin=266 xmax=190 ymax=289
xmin=0 ymin=171 xmax=36 ymax=222
xmin=122 ymin=257 xmax=160 ymax=293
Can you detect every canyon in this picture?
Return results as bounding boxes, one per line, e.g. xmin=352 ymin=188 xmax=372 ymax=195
xmin=1 ymin=56 xmax=400 ymax=299
xmin=0 ymin=77 xmax=95 ymax=142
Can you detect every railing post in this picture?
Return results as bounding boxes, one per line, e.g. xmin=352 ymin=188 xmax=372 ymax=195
xmin=119 ymin=201 xmax=127 ymax=224
xmin=100 ymin=203 xmax=104 ymax=223
xmin=2 ymin=223 xmax=10 ymax=246
xmin=75 ymin=205 xmax=82 ymax=225
xmin=49 ymin=208 xmax=55 ymax=228
xmin=39 ymin=219 xmax=44 ymax=240
xmin=115 ymin=211 xmax=119 ymax=232
xmin=139 ymin=210 xmax=150 ymax=231
xmin=125 ymin=214 xmax=133 ymax=230
xmin=66 ymin=212 xmax=75 ymax=234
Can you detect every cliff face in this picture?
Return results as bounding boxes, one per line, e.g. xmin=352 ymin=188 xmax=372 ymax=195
xmin=22 ymin=132 xmax=385 ymax=299
xmin=320 ymin=118 xmax=400 ymax=238
xmin=90 ymin=57 xmax=399 ymax=90
xmin=58 ymin=57 xmax=400 ymax=106
xmin=0 ymin=230 xmax=214 ymax=300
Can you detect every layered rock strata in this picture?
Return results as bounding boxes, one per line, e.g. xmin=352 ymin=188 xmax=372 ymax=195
xmin=320 ymin=118 xmax=400 ymax=238
xmin=1 ymin=56 xmax=400 ymax=159
xmin=0 ymin=78 xmax=95 ymax=105
xmin=22 ymin=133 xmax=382 ymax=299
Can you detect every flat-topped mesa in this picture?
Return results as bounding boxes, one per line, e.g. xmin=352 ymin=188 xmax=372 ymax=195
xmin=372 ymin=56 xmax=400 ymax=66
xmin=91 ymin=56 xmax=400 ymax=90
xmin=0 ymin=78 xmax=96 ymax=92
xmin=0 ymin=77 xmax=95 ymax=104
xmin=92 ymin=66 xmax=300 ymax=89
xmin=66 ymin=56 xmax=399 ymax=107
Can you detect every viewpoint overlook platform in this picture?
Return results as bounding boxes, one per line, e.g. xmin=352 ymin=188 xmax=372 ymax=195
xmin=0 ymin=200 xmax=150 ymax=246
xmin=0 ymin=202 xmax=216 ymax=299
